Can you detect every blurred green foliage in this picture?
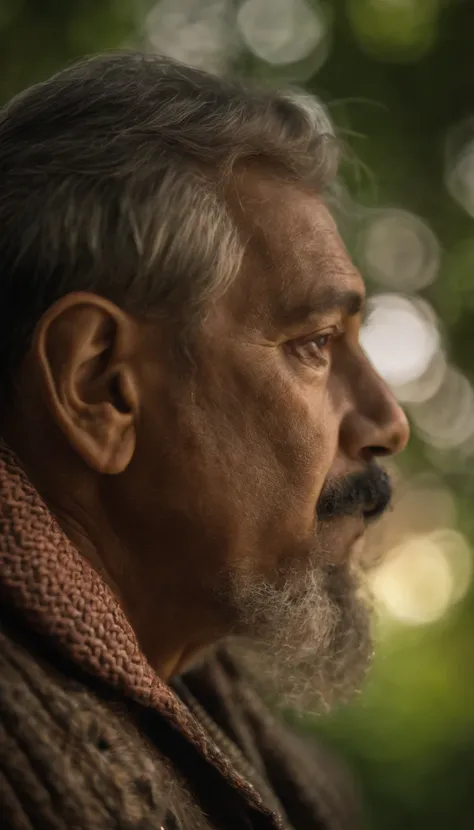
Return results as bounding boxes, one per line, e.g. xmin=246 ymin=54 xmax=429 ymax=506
xmin=2 ymin=1 xmax=474 ymax=827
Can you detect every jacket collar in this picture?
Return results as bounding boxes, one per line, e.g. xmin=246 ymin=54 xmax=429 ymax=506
xmin=0 ymin=439 xmax=275 ymax=821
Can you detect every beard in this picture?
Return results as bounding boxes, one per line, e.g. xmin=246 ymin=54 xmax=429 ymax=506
xmin=217 ymin=548 xmax=373 ymax=714
xmin=213 ymin=463 xmax=391 ymax=713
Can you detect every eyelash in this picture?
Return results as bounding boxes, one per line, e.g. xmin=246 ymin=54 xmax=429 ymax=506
xmin=290 ymin=327 xmax=342 ymax=367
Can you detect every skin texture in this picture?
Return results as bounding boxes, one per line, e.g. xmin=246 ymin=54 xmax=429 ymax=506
xmin=3 ymin=169 xmax=409 ymax=693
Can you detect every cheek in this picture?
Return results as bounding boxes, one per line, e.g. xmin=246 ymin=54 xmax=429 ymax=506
xmin=265 ymin=352 xmax=339 ymax=473
xmin=145 ymin=342 xmax=338 ymax=538
xmin=213 ymin=351 xmax=339 ymax=508
xmin=278 ymin=389 xmax=338 ymax=509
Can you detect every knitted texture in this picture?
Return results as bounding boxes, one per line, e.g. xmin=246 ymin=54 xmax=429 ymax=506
xmin=0 ymin=440 xmax=362 ymax=830
xmin=0 ymin=441 xmax=272 ymax=815
xmin=0 ymin=623 xmax=187 ymax=830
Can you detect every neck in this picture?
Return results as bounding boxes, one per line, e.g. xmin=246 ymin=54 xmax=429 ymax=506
xmin=3 ymin=427 xmax=219 ymax=681
xmin=49 ymin=497 xmax=218 ymax=680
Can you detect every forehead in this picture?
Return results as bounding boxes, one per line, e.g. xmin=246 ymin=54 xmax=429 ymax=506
xmin=224 ymin=169 xmax=363 ymax=327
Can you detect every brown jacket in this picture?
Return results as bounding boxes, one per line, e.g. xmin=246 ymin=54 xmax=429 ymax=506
xmin=0 ymin=441 xmax=362 ymax=830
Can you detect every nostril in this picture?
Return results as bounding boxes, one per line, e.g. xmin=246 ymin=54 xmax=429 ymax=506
xmin=368 ymin=445 xmax=391 ymax=458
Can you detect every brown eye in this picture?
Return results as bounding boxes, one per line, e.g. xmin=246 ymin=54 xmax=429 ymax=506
xmin=289 ymin=327 xmax=341 ymax=368
xmin=299 ymin=333 xmax=332 ymax=361
xmin=311 ymin=333 xmax=332 ymax=350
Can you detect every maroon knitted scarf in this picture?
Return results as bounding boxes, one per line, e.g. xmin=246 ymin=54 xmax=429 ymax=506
xmin=0 ymin=439 xmax=271 ymax=817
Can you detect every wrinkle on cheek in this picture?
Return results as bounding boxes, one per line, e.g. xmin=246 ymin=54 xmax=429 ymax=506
xmin=307 ymin=384 xmax=337 ymax=496
xmin=323 ymin=379 xmax=341 ymax=446
xmin=194 ymin=331 xmax=334 ymax=501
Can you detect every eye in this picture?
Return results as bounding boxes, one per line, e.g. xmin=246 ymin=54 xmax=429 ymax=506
xmin=309 ymin=333 xmax=332 ymax=351
xmin=288 ymin=327 xmax=342 ymax=367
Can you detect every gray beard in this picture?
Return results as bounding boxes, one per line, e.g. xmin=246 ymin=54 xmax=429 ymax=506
xmin=218 ymin=557 xmax=374 ymax=713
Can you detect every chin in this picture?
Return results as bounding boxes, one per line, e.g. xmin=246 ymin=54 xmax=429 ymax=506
xmin=216 ymin=539 xmax=374 ymax=713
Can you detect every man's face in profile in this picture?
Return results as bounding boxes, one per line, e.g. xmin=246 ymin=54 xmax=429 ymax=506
xmin=118 ymin=168 xmax=409 ymax=710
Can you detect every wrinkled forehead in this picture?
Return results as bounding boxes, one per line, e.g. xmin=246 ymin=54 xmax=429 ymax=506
xmin=224 ymin=169 xmax=362 ymax=325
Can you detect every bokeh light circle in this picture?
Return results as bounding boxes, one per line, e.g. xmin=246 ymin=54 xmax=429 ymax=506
xmin=445 ymin=119 xmax=474 ymax=219
xmin=360 ymin=293 xmax=440 ymax=387
xmin=144 ymin=0 xmax=237 ymax=72
xmin=359 ymin=209 xmax=440 ymax=291
xmin=237 ymin=0 xmax=329 ymax=67
xmin=409 ymin=367 xmax=474 ymax=450
xmin=372 ymin=535 xmax=462 ymax=625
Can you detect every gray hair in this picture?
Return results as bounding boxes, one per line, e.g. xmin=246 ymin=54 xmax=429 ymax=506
xmin=0 ymin=51 xmax=338 ymax=399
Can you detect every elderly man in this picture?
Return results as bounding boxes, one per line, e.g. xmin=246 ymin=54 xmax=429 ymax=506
xmin=0 ymin=53 xmax=409 ymax=830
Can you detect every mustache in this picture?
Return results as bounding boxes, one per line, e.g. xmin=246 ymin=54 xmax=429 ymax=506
xmin=317 ymin=463 xmax=392 ymax=522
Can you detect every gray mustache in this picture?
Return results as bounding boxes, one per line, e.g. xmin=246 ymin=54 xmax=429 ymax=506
xmin=317 ymin=464 xmax=392 ymax=522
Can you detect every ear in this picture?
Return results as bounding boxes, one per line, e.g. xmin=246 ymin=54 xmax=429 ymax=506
xmin=33 ymin=292 xmax=140 ymax=474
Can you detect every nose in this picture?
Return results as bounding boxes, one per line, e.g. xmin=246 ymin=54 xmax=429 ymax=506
xmin=339 ymin=354 xmax=410 ymax=462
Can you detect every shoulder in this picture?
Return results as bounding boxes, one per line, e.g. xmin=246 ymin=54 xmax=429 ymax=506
xmin=0 ymin=617 xmax=182 ymax=829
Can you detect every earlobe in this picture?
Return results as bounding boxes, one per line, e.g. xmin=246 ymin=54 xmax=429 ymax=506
xmin=33 ymin=293 xmax=140 ymax=475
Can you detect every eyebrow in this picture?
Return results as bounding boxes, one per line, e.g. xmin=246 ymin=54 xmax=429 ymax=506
xmin=277 ymin=287 xmax=364 ymax=329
